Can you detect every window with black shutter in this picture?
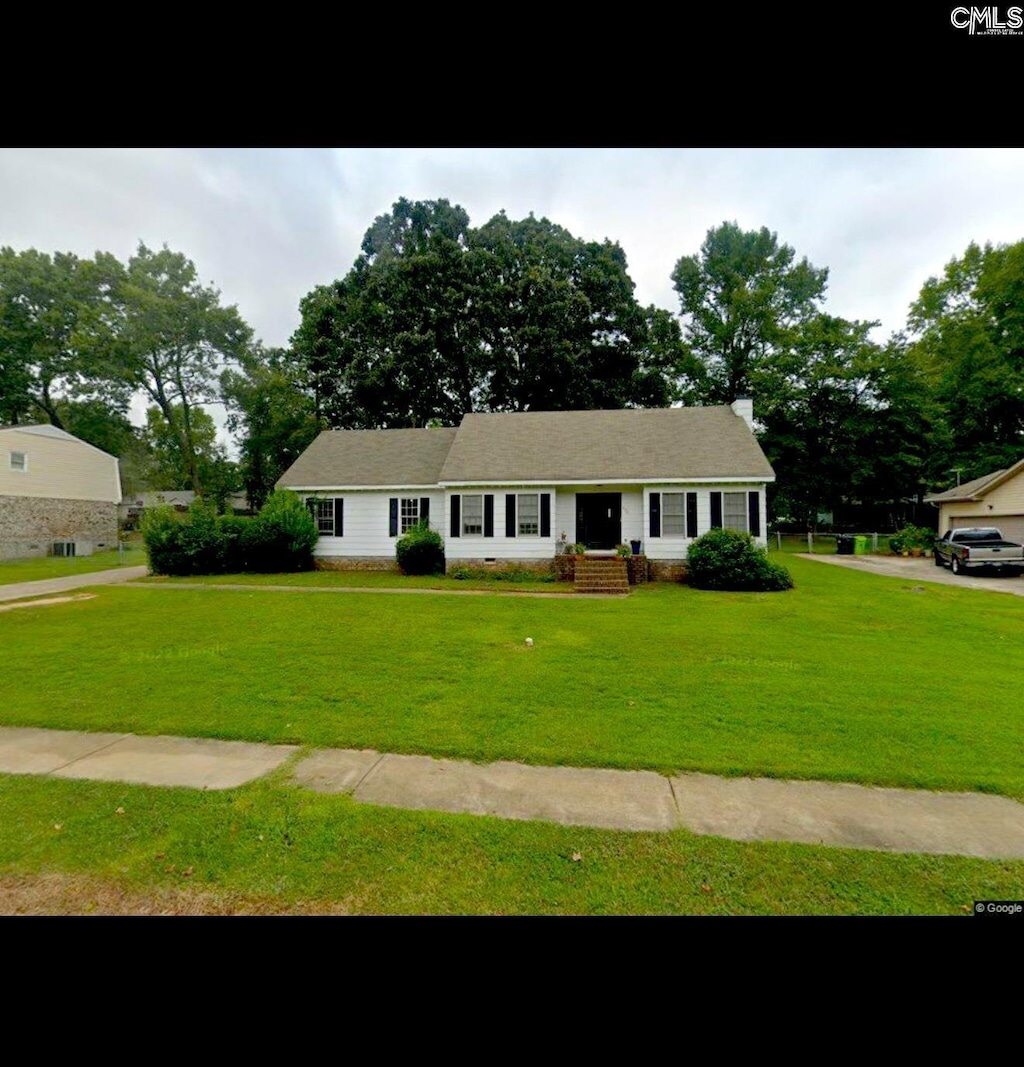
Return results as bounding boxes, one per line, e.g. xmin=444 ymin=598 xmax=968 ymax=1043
xmin=649 ymin=492 xmax=661 ymax=538
xmin=710 ymin=492 xmax=723 ymax=529
xmin=483 ymin=494 xmax=494 ymax=538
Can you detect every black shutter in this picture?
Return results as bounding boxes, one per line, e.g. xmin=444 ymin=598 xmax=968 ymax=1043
xmin=748 ymin=491 xmax=760 ymax=537
xmin=420 ymin=497 xmax=430 ymax=527
xmin=686 ymin=492 xmax=698 ymax=538
xmin=540 ymin=493 xmax=551 ymax=538
xmin=649 ymin=492 xmax=661 ymax=538
xmin=335 ymin=498 xmax=344 ymax=537
xmin=505 ymin=494 xmax=516 ymax=537
xmin=483 ymin=494 xmax=494 ymax=538
xmin=450 ymin=495 xmax=460 ymax=538
xmin=389 ymin=497 xmax=398 ymax=537
xmin=710 ymin=492 xmax=722 ymax=529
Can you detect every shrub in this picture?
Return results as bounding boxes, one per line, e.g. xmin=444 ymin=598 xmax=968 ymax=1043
xmin=247 ymin=489 xmax=319 ymax=572
xmin=178 ymin=500 xmax=228 ymax=575
xmin=218 ymin=514 xmax=250 ymax=573
xmin=686 ymin=528 xmax=794 ymax=592
xmin=141 ymin=505 xmax=187 ymax=576
xmin=142 ymin=491 xmax=317 ymax=576
xmin=396 ymin=521 xmax=445 ymax=575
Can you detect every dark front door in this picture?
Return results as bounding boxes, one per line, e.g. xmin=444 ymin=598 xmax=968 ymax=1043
xmin=576 ymin=493 xmax=621 ymax=549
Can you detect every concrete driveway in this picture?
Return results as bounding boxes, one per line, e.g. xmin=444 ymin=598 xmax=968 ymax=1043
xmin=800 ymin=553 xmax=1024 ymax=597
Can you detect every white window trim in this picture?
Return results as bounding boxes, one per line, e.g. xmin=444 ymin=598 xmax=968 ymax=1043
xmin=315 ymin=498 xmax=335 ymax=536
xmin=10 ymin=450 xmax=27 ymax=473
xmin=723 ymin=491 xmax=748 ymax=533
xmin=662 ymin=492 xmax=686 ymax=536
xmin=400 ymin=497 xmax=420 ymax=534
xmin=517 ymin=492 xmax=540 ymax=537
xmin=462 ymin=494 xmax=483 ymax=536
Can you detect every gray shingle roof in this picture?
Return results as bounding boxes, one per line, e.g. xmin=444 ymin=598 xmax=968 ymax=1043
xmin=924 ymin=459 xmax=1024 ymax=503
xmin=439 ymin=407 xmax=774 ymax=483
xmin=276 ymin=427 xmax=459 ymax=488
xmin=278 ymin=407 xmax=774 ymax=488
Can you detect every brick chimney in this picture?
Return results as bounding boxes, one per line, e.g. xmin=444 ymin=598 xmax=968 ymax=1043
xmin=730 ymin=396 xmax=754 ymax=431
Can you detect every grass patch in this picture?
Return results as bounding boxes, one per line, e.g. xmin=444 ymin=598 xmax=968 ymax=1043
xmin=2 ymin=555 xmax=1023 ymax=797
xmin=0 ymin=545 xmax=147 ymax=585
xmin=140 ymin=568 xmax=576 ymax=594
xmin=1 ymin=773 xmax=1019 ymax=915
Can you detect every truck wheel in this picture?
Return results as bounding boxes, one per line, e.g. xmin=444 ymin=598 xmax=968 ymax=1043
xmin=934 ymin=552 xmax=943 ymax=568
xmin=951 ymin=556 xmax=965 ymax=576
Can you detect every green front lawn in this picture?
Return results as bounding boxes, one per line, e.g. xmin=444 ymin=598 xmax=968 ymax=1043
xmin=0 ymin=545 xmax=147 ymax=585
xmin=3 ymin=555 xmax=1023 ymax=797
xmin=141 ymin=568 xmax=575 ymax=594
xmin=4 ymin=553 xmax=1023 ymax=914
xmin=1 ymin=771 xmax=1017 ymax=915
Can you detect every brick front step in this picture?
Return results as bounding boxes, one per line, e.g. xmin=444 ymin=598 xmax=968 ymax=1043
xmin=574 ymin=557 xmax=629 ymax=594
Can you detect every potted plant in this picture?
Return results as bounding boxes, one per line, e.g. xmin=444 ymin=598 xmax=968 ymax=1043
xmin=615 ymin=543 xmax=631 ymax=558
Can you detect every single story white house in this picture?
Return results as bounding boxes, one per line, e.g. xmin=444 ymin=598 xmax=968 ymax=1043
xmin=0 ymin=424 xmax=122 ymax=559
xmin=276 ymin=400 xmax=775 ymax=578
xmin=924 ymin=458 xmax=1024 ymax=543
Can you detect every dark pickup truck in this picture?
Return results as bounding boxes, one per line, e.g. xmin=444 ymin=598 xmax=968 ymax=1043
xmin=933 ymin=527 xmax=1024 ymax=577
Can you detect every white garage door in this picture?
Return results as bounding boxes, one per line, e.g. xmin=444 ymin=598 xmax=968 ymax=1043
xmin=951 ymin=515 xmax=1024 ymax=543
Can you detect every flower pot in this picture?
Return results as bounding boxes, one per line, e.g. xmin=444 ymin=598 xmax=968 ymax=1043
xmin=630 ymin=540 xmax=641 ymax=555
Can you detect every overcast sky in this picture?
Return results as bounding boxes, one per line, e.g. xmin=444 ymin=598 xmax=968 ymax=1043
xmin=3 ymin=147 xmax=1024 ymax=436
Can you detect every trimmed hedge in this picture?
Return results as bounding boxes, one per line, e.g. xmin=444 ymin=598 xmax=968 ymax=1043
xmin=142 ymin=490 xmax=318 ymax=576
xmin=686 ymin=528 xmax=793 ymax=592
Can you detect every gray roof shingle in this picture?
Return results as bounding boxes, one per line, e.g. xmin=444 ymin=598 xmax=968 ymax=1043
xmin=439 ymin=407 xmax=774 ymax=483
xmin=924 ymin=459 xmax=1024 ymax=503
xmin=277 ymin=427 xmax=459 ymax=488
xmin=278 ymin=407 xmax=773 ymax=489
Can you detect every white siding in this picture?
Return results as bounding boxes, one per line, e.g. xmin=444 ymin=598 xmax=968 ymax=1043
xmin=643 ymin=484 xmax=768 ymax=559
xmin=307 ymin=490 xmax=444 ymax=559
xmin=446 ymin=486 xmax=558 ymax=561
xmin=0 ymin=428 xmax=120 ymax=503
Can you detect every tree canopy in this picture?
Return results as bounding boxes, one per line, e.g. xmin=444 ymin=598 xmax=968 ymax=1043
xmin=291 ymin=199 xmax=674 ymax=428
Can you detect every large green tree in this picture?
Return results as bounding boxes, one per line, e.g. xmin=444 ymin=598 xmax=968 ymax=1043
xmin=292 ymin=199 xmax=674 ymax=427
xmin=906 ymin=239 xmax=1024 ymax=483
xmin=671 ymin=221 xmax=829 ymax=405
xmin=470 ymin=212 xmax=672 ymax=411
xmin=221 ymin=345 xmax=321 ymax=510
xmin=293 ymin=199 xmax=482 ymax=427
xmin=103 ymin=243 xmax=253 ymax=495
xmin=672 ymin=221 xmax=938 ymax=526
xmin=140 ymin=404 xmax=240 ymax=508
xmin=0 ymin=247 xmax=128 ymax=426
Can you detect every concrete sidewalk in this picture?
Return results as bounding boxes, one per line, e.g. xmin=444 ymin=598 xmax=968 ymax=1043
xmin=0 ymin=566 xmax=149 ymax=603
xmin=2 ymin=725 xmax=1023 ymax=859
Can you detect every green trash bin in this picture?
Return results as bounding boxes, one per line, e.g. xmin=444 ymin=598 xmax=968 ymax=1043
xmin=853 ymin=536 xmax=870 ymax=554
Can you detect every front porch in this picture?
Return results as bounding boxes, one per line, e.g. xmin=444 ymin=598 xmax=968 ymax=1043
xmin=554 ymin=550 xmax=650 ymax=592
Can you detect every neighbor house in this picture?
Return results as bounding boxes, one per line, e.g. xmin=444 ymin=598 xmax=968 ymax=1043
xmin=119 ymin=489 xmax=251 ymax=528
xmin=0 ymin=424 xmax=122 ymax=559
xmin=277 ymin=400 xmax=774 ymax=579
xmin=925 ymin=458 xmax=1024 ymax=543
